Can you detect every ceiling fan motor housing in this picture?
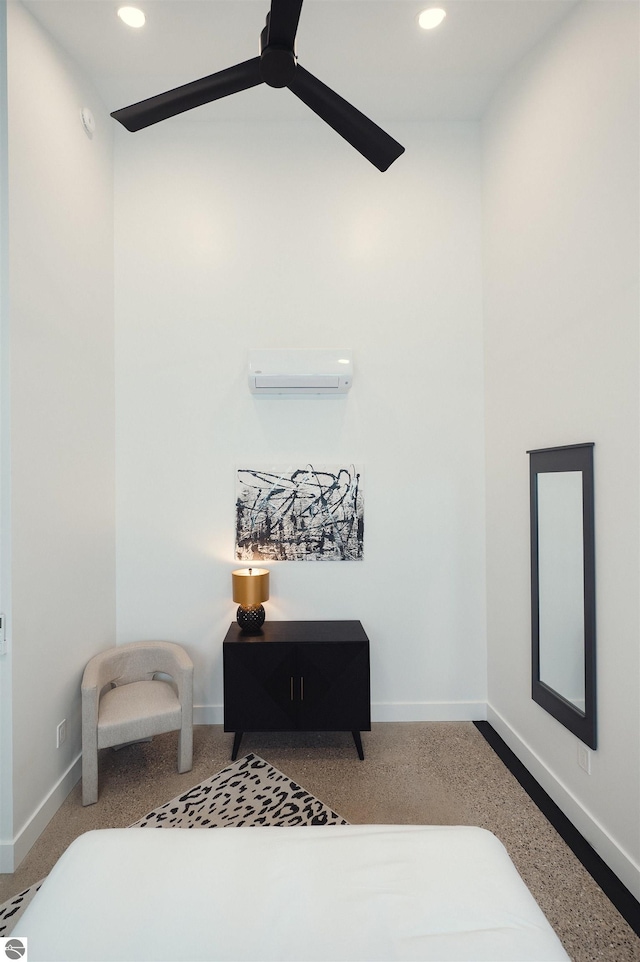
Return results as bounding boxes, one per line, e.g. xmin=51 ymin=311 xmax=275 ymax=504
xmin=260 ymin=45 xmax=297 ymax=87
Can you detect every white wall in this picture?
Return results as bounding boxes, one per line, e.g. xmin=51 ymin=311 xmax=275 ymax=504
xmin=483 ymin=0 xmax=639 ymax=897
xmin=114 ymin=120 xmax=487 ymax=723
xmin=1 ymin=0 xmax=116 ymax=869
xmin=0 ymin=0 xmax=12 ymax=864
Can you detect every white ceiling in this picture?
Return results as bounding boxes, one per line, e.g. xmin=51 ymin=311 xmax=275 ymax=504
xmin=22 ymin=0 xmax=580 ymax=123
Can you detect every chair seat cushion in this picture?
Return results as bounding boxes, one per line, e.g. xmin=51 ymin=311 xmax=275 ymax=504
xmin=97 ymin=680 xmax=182 ymax=749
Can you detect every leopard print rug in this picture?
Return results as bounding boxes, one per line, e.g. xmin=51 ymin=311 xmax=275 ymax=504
xmin=0 ymin=753 xmax=347 ymax=936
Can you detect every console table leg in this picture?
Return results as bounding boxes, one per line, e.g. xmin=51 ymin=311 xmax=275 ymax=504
xmin=352 ymin=730 xmax=364 ymax=760
xmin=231 ymin=731 xmax=243 ymax=761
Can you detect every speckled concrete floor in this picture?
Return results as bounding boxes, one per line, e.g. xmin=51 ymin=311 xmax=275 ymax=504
xmin=2 ymin=722 xmax=638 ymax=962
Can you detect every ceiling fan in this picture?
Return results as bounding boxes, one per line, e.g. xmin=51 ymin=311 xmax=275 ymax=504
xmin=110 ymin=0 xmax=405 ymax=172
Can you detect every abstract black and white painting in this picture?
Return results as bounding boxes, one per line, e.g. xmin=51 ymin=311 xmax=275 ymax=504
xmin=235 ymin=465 xmax=364 ymax=561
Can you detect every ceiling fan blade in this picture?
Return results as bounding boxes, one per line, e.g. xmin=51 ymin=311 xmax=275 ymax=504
xmin=111 ymin=57 xmax=264 ymax=132
xmin=288 ymin=65 xmax=404 ymax=172
xmin=266 ymin=0 xmax=304 ymax=48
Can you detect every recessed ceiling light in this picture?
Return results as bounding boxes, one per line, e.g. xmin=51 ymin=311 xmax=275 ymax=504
xmin=418 ymin=8 xmax=446 ymax=30
xmin=117 ymin=6 xmax=146 ymax=28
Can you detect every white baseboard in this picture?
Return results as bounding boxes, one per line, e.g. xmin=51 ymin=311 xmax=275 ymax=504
xmin=0 ymin=841 xmax=14 ymax=873
xmin=2 ymin=754 xmax=82 ymax=873
xmin=194 ymin=705 xmax=223 ymax=725
xmin=372 ymin=701 xmax=487 ymax=722
xmin=487 ymin=704 xmax=640 ymax=901
xmin=194 ymin=702 xmax=488 ymax=726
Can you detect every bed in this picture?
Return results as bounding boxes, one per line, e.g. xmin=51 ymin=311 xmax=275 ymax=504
xmin=17 ymin=824 xmax=569 ymax=961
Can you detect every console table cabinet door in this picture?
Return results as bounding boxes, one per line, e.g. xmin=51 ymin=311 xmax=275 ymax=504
xmin=295 ymin=642 xmax=370 ymax=731
xmin=224 ymin=643 xmax=296 ymax=732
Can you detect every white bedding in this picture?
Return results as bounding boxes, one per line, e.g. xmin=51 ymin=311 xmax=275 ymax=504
xmin=18 ymin=824 xmax=569 ymax=961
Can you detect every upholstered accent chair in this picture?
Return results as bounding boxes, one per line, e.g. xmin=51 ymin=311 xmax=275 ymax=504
xmin=81 ymin=641 xmax=194 ymax=806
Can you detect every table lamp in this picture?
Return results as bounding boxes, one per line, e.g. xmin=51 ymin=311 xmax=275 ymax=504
xmin=232 ymin=567 xmax=270 ymax=633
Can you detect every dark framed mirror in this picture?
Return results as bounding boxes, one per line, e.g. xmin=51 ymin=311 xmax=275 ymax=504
xmin=528 ymin=443 xmax=596 ymax=749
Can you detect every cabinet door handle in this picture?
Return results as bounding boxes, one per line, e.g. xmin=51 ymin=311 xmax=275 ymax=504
xmin=290 ymin=676 xmax=294 ymax=701
xmin=300 ymin=676 xmax=304 ymax=701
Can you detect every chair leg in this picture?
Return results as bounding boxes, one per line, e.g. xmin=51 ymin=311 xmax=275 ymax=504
xmin=82 ymin=741 xmax=99 ymax=806
xmin=177 ymin=722 xmax=193 ymax=773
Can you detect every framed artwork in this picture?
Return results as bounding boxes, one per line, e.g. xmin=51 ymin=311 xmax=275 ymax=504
xmin=235 ymin=464 xmax=364 ymax=561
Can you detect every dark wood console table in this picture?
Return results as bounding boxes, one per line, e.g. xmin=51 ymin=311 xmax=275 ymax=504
xmin=223 ymin=620 xmax=371 ymax=760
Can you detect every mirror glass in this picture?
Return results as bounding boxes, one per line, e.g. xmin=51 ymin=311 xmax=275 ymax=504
xmin=529 ymin=443 xmax=596 ymax=749
xmin=537 ymin=471 xmax=585 ymax=710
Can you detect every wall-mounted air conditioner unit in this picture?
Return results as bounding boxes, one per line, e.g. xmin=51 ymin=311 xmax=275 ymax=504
xmin=248 ymin=349 xmax=353 ymax=397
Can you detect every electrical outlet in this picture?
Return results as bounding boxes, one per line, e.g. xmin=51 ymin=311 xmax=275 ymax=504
xmin=577 ymin=743 xmax=591 ymax=774
xmin=56 ymin=719 xmax=67 ymax=748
